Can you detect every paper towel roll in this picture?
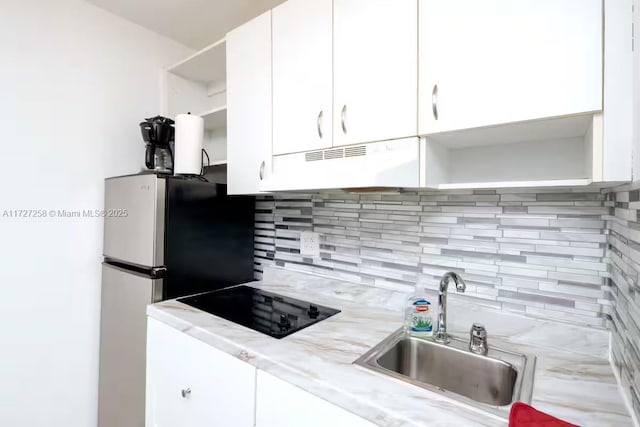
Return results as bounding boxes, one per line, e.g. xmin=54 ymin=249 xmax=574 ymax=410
xmin=174 ymin=113 xmax=204 ymax=175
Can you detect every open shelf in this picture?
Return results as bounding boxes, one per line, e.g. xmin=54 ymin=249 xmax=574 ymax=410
xmin=198 ymin=105 xmax=227 ymax=131
xmin=167 ymin=38 xmax=226 ymax=84
xmin=164 ymin=37 xmax=227 ymax=120
xmin=437 ymin=179 xmax=592 ymax=190
xmin=201 ymin=107 xmax=227 ymax=167
xmin=164 ymin=37 xmax=228 ymax=174
xmin=422 ymin=113 xmax=600 ymax=189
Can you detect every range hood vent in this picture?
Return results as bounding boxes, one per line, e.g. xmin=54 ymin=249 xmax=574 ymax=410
xmin=305 ymin=146 xmax=367 ymax=162
xmin=305 ymin=151 xmax=323 ymax=162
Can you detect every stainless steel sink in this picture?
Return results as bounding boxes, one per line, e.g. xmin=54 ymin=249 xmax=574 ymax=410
xmin=355 ymin=329 xmax=536 ymax=415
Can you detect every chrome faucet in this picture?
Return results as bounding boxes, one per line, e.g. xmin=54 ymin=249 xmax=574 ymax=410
xmin=434 ymin=272 xmax=466 ymax=343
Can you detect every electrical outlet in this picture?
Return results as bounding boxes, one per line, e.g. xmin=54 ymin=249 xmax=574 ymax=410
xmin=300 ymin=231 xmax=320 ymax=257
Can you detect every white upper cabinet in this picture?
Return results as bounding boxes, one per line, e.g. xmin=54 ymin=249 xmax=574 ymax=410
xmin=226 ymin=11 xmax=272 ymax=194
xmin=272 ymin=0 xmax=333 ymax=155
xmin=418 ymin=0 xmax=603 ymax=135
xmin=224 ymin=0 xmax=628 ymax=191
xmin=333 ymin=0 xmax=418 ymax=147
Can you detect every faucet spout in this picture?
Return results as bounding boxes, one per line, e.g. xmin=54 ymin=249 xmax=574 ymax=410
xmin=434 ymin=272 xmax=466 ymax=343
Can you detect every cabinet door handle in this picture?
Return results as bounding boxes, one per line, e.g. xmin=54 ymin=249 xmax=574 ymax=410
xmin=317 ymin=110 xmax=323 ymax=139
xmin=181 ymin=388 xmax=191 ymax=398
xmin=432 ymin=84 xmax=439 ymax=120
xmin=259 ymin=161 xmax=265 ymax=181
xmin=341 ymin=105 xmax=347 ymax=134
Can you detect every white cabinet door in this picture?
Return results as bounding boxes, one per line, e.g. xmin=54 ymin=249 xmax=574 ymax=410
xmin=226 ymin=11 xmax=272 ymax=194
xmin=419 ymin=0 xmax=602 ymax=134
xmin=146 ymin=318 xmax=255 ymax=427
xmin=255 ymin=371 xmax=375 ymax=427
xmin=272 ymin=0 xmax=333 ymax=155
xmin=333 ymin=0 xmax=418 ymax=147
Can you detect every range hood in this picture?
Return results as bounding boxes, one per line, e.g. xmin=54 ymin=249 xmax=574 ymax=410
xmin=261 ymin=137 xmax=420 ymax=192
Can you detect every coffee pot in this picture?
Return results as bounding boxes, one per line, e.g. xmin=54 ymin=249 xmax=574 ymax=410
xmin=139 ymin=116 xmax=175 ymax=173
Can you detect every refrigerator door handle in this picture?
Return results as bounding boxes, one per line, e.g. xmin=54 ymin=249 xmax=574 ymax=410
xmin=102 ymin=260 xmax=166 ymax=280
xmin=150 ymin=267 xmax=166 ymax=280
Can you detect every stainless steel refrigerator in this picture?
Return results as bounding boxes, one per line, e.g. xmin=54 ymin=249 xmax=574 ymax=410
xmin=97 ymin=173 xmax=254 ymax=427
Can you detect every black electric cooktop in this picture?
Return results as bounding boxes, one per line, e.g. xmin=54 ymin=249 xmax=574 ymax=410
xmin=178 ymin=285 xmax=341 ymax=339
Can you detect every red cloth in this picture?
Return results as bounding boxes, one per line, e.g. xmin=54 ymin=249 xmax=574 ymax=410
xmin=509 ymin=402 xmax=579 ymax=427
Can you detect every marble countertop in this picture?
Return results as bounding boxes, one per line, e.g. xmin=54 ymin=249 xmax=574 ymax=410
xmin=147 ymin=267 xmax=632 ymax=427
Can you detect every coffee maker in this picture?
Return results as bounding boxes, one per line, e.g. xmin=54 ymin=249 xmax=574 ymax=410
xmin=140 ymin=116 xmax=175 ymax=173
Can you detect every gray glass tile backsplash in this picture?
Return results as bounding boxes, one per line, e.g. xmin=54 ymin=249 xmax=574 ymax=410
xmin=606 ymin=184 xmax=640 ymax=418
xmin=255 ymin=188 xmax=610 ymax=326
xmin=254 ymin=185 xmax=639 ymax=418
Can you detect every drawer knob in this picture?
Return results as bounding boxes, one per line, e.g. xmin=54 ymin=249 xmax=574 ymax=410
xmin=181 ymin=388 xmax=191 ymax=398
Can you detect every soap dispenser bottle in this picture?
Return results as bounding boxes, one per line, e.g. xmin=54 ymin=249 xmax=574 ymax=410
xmin=405 ymin=286 xmax=438 ymax=338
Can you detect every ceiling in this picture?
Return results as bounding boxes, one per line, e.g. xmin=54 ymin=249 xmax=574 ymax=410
xmin=85 ymin=0 xmax=285 ymax=49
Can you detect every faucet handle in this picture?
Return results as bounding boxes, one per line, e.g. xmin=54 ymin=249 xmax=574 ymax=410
xmin=469 ymin=323 xmax=488 ymax=355
xmin=471 ymin=323 xmax=487 ymax=337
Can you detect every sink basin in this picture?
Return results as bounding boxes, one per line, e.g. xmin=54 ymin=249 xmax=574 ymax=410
xmin=355 ymin=329 xmax=535 ymax=415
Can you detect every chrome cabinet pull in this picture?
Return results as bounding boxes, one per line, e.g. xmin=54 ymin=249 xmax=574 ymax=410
xmin=432 ymin=84 xmax=439 ymax=120
xmin=341 ymin=105 xmax=347 ymax=134
xmin=317 ymin=110 xmax=323 ymax=138
xmin=259 ymin=161 xmax=265 ymax=181
xmin=181 ymin=388 xmax=191 ymax=398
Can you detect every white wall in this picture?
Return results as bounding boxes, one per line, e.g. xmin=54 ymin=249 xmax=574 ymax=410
xmin=0 ymin=1 xmax=191 ymax=425
xmin=634 ymin=0 xmax=640 ymax=180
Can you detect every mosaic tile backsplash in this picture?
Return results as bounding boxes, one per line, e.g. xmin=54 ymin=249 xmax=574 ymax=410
xmin=254 ymin=185 xmax=640 ymax=419
xmin=255 ymin=188 xmax=610 ymax=327
xmin=606 ymin=184 xmax=640 ymax=418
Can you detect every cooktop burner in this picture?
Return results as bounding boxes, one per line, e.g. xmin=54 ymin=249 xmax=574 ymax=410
xmin=178 ymin=285 xmax=341 ymax=339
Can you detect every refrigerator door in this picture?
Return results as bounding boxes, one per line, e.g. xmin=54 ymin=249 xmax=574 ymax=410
xmin=98 ymin=263 xmax=163 ymax=427
xmin=103 ymin=174 xmax=166 ymax=268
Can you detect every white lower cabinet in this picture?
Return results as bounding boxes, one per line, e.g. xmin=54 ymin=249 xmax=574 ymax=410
xmin=255 ymin=371 xmax=375 ymax=427
xmin=146 ymin=320 xmax=375 ymax=427
xmin=145 ymin=318 xmax=256 ymax=427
